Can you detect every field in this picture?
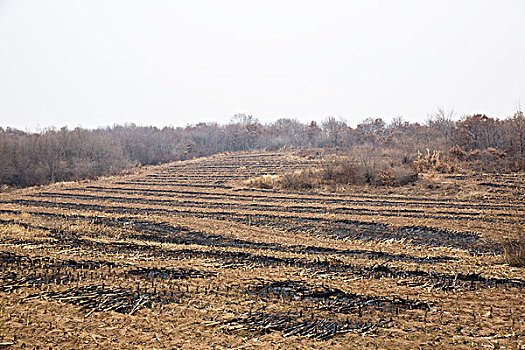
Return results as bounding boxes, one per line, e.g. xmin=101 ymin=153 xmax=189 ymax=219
xmin=0 ymin=151 xmax=524 ymax=349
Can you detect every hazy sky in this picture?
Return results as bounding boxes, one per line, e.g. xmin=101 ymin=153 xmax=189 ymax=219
xmin=1 ymin=1 xmax=524 ymax=130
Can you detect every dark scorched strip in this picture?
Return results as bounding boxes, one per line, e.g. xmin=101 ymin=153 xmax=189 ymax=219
xmin=126 ymin=266 xmax=216 ymax=280
xmin=25 ymin=284 xmax=164 ymax=316
xmin=216 ymin=312 xmax=388 ymax=340
xmin=250 ymin=280 xmax=431 ymax=312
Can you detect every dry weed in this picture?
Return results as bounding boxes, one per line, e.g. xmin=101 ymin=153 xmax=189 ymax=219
xmin=503 ymin=232 xmax=525 ymax=267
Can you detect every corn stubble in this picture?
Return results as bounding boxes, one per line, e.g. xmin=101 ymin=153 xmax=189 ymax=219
xmin=0 ymin=150 xmax=524 ymax=349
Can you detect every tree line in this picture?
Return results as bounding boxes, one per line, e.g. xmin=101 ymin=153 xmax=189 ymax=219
xmin=1 ymin=111 xmax=524 ymax=189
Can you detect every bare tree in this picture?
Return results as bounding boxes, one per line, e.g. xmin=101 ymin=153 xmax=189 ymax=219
xmin=322 ymin=117 xmax=347 ymax=147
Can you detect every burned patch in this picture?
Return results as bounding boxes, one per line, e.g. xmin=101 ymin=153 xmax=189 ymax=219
xmin=216 ymin=312 xmax=388 ymax=340
xmin=0 ymin=270 xmax=72 ymax=292
xmin=250 ymin=280 xmax=431 ymax=312
xmin=126 ymin=266 xmax=216 ymax=280
xmin=0 ymin=251 xmax=118 ymax=270
xmin=25 ymin=284 xmax=164 ymax=316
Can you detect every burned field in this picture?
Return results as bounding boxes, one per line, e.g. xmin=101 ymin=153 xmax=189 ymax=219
xmin=0 ymin=151 xmax=524 ymax=349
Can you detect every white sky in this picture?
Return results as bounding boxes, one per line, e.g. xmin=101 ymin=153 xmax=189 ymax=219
xmin=0 ymin=0 xmax=524 ymax=130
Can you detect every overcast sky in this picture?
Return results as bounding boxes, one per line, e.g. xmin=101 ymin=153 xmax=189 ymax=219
xmin=0 ymin=1 xmax=524 ymax=130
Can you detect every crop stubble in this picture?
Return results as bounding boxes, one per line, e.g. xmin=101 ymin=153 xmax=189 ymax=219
xmin=0 ymin=151 xmax=524 ymax=349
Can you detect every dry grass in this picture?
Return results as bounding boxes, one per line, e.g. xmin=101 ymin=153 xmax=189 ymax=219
xmin=413 ymin=149 xmax=456 ymax=173
xmin=503 ymin=233 xmax=525 ymax=267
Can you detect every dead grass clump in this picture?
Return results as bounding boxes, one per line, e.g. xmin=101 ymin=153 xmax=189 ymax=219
xmin=245 ymin=171 xmax=323 ymax=190
xmin=245 ymin=174 xmax=280 ymax=189
xmin=503 ymin=233 xmax=525 ymax=267
xmin=414 ymin=149 xmax=455 ymax=173
xmin=280 ymin=169 xmax=322 ymax=190
xmin=378 ymin=168 xmax=419 ymax=187
xmin=318 ymin=158 xmax=363 ymax=185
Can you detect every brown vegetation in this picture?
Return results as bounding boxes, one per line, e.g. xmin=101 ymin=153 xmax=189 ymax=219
xmin=1 ymin=111 xmax=524 ymax=190
xmin=246 ymin=154 xmax=418 ymax=191
xmin=503 ymin=232 xmax=525 ymax=267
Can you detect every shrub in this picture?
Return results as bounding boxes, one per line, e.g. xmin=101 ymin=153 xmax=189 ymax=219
xmin=449 ymin=145 xmax=467 ymax=161
xmin=502 ymin=233 xmax=525 ymax=267
xmin=246 ymin=154 xmax=418 ymax=191
xmin=448 ymin=144 xmax=521 ymax=172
